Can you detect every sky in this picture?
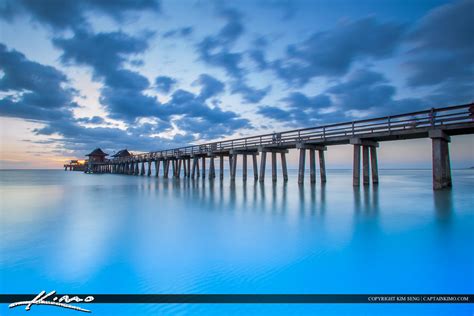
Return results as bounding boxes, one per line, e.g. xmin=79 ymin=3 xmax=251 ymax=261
xmin=0 ymin=0 xmax=472 ymax=169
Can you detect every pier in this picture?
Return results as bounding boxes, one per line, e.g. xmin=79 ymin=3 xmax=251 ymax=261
xmin=81 ymin=103 xmax=474 ymax=190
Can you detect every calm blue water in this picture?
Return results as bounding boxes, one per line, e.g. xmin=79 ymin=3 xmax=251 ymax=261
xmin=0 ymin=169 xmax=473 ymax=315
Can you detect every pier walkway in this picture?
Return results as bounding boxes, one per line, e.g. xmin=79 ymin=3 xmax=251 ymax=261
xmin=85 ymin=103 xmax=474 ymax=189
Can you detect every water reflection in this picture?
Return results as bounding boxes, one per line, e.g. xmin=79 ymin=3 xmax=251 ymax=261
xmin=128 ymin=176 xmax=339 ymax=218
xmin=353 ymin=185 xmax=379 ymax=215
xmin=1 ymin=170 xmax=473 ymax=316
xmin=433 ymin=189 xmax=454 ymax=222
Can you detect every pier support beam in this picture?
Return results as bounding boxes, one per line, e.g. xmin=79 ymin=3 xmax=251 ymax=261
xmin=147 ymin=161 xmax=151 ymax=176
xmin=242 ymin=154 xmax=247 ymax=181
xmin=209 ymin=156 xmax=216 ymax=179
xmin=281 ymin=152 xmax=288 ymax=181
xmin=135 ymin=162 xmax=139 ymax=175
xmin=258 ymin=148 xmax=287 ymax=182
xmin=370 ymin=147 xmax=378 ymax=184
xmin=353 ymin=145 xmax=361 ymax=186
xmin=201 ymin=157 xmax=206 ymax=179
xmin=430 ymin=130 xmax=452 ymax=190
xmin=230 ymin=154 xmax=237 ymax=181
xmin=309 ymin=149 xmax=316 ymax=183
xmin=191 ymin=157 xmax=198 ymax=178
xmin=163 ymin=160 xmax=170 ymax=178
xmin=319 ymin=150 xmax=327 ymax=183
xmin=259 ymin=152 xmax=266 ymax=182
xmin=187 ymin=158 xmax=191 ymax=178
xmin=296 ymin=144 xmax=326 ymax=184
xmin=141 ymin=161 xmax=145 ymax=176
xmin=298 ymin=148 xmax=305 ymax=184
xmin=351 ymin=138 xmax=379 ymax=186
xmin=155 ymin=160 xmax=160 ymax=177
xmin=219 ymin=155 xmax=224 ymax=180
xmin=253 ymin=154 xmax=259 ymax=181
xmin=271 ymin=152 xmax=277 ymax=182
xmin=362 ymin=146 xmax=370 ymax=185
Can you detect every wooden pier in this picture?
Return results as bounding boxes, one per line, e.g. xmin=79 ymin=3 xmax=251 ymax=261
xmin=81 ymin=103 xmax=474 ymax=190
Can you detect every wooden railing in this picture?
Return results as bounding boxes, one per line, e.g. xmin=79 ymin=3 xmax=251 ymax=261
xmin=109 ymin=103 xmax=473 ymax=163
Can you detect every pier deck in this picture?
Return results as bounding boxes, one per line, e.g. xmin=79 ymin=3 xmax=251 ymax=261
xmin=83 ymin=103 xmax=474 ymax=189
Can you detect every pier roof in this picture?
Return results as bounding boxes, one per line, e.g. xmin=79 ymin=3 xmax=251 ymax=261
xmin=86 ymin=148 xmax=108 ymax=157
xmin=111 ymin=149 xmax=131 ymax=158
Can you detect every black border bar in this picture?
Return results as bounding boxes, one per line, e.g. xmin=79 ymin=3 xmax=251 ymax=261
xmin=1 ymin=294 xmax=473 ymax=304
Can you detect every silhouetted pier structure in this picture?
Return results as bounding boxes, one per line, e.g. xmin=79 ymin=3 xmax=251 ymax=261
xmin=64 ymin=160 xmax=85 ymax=171
xmin=83 ymin=103 xmax=474 ymax=190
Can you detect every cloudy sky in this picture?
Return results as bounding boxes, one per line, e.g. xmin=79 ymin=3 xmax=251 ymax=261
xmin=0 ymin=0 xmax=472 ymax=168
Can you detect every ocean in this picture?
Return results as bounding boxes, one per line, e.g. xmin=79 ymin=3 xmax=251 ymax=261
xmin=0 ymin=169 xmax=473 ymax=315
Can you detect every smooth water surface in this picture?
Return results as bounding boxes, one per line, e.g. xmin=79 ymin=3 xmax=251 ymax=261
xmin=0 ymin=169 xmax=473 ymax=315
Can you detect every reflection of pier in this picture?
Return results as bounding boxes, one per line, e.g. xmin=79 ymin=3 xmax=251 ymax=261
xmin=81 ymin=104 xmax=473 ymax=190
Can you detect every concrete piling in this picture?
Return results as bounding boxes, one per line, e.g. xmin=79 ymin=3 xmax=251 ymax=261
xmin=362 ymin=146 xmax=370 ymax=185
xmin=252 ymin=154 xmax=258 ymax=181
xmin=430 ymin=130 xmax=452 ymax=190
xmin=242 ymin=154 xmax=247 ymax=181
xmin=298 ymin=148 xmax=305 ymax=184
xmin=353 ymin=145 xmax=361 ymax=186
xmin=309 ymin=149 xmax=316 ymax=183
xmin=318 ymin=150 xmax=326 ymax=183
xmin=271 ymin=152 xmax=277 ymax=182
xmin=281 ymin=152 xmax=288 ymax=181
xmin=259 ymin=151 xmax=266 ymax=182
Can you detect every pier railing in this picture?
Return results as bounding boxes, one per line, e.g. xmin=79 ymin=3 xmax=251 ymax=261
xmin=111 ymin=103 xmax=473 ymax=162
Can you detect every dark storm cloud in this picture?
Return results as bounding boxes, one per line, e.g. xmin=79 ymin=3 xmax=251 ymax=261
xmin=0 ymin=0 xmax=161 ymax=30
xmin=196 ymin=5 xmax=270 ymax=103
xmin=271 ymin=17 xmax=406 ymax=86
xmin=404 ymin=0 xmax=473 ymax=102
xmin=0 ymin=43 xmax=76 ymax=121
xmin=155 ymin=76 xmax=177 ymax=94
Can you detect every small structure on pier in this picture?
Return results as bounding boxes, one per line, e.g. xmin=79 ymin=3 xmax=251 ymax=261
xmin=64 ymin=160 xmax=85 ymax=171
xmin=111 ymin=149 xmax=131 ymax=158
xmin=85 ymin=148 xmax=109 ymax=173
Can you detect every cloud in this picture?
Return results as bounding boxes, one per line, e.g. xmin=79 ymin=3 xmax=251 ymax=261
xmin=155 ymin=76 xmax=177 ymax=94
xmin=230 ymin=81 xmax=270 ymax=103
xmin=326 ymin=69 xmax=396 ymax=110
xmin=404 ymin=0 xmax=473 ymax=93
xmin=53 ymin=29 xmax=162 ymax=122
xmin=271 ymin=17 xmax=405 ymax=86
xmin=0 ymin=0 xmax=161 ymax=30
xmin=196 ymin=5 xmax=270 ymax=103
xmin=0 ymin=42 xmax=250 ymax=157
xmin=194 ymin=74 xmax=225 ymax=101
xmin=258 ymin=0 xmax=297 ymax=20
xmin=0 ymin=43 xmax=76 ymax=121
xmin=257 ymin=91 xmax=333 ymax=126
xmin=257 ymin=69 xmax=426 ymax=126
xmin=162 ymin=26 xmax=193 ymax=38
xmin=76 ymin=116 xmax=106 ymax=125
